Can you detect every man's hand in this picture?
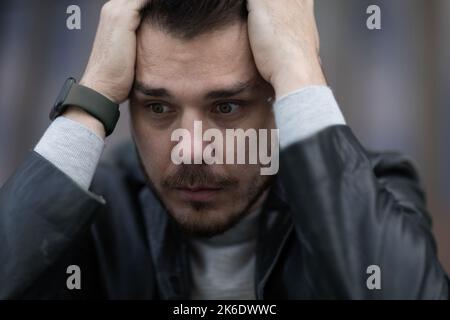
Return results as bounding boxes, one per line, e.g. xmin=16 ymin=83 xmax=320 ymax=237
xmin=81 ymin=0 xmax=146 ymax=103
xmin=246 ymin=0 xmax=326 ymax=99
xmin=64 ymin=0 xmax=146 ymax=138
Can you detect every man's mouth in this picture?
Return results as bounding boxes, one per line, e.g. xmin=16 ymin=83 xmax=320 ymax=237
xmin=174 ymin=186 xmax=223 ymax=202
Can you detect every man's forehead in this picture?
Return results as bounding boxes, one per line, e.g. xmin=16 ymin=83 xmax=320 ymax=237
xmin=136 ymin=22 xmax=255 ymax=76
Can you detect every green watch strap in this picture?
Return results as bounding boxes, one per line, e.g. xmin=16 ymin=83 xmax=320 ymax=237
xmin=63 ymin=83 xmax=120 ymax=136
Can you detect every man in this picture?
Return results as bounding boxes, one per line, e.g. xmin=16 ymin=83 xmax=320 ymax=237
xmin=0 ymin=0 xmax=448 ymax=299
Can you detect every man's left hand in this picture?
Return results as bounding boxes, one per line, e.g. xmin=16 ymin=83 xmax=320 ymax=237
xmin=246 ymin=0 xmax=327 ymax=99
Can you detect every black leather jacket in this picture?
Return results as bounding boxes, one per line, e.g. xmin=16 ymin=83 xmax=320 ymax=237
xmin=0 ymin=125 xmax=448 ymax=299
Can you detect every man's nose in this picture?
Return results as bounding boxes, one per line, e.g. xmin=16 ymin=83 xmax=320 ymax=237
xmin=178 ymin=115 xmax=209 ymax=165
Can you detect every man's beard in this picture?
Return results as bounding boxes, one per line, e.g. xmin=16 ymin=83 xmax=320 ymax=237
xmin=135 ymin=146 xmax=272 ymax=238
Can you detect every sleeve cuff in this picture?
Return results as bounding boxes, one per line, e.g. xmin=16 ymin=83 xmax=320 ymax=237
xmin=273 ymin=86 xmax=347 ymax=149
xmin=34 ymin=116 xmax=105 ymax=190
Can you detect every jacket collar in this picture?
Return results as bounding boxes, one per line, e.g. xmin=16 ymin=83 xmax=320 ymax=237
xmin=139 ymin=188 xmax=192 ymax=299
xmin=255 ymin=177 xmax=293 ymax=299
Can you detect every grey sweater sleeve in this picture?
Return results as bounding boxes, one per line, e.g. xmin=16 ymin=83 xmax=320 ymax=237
xmin=273 ymin=85 xmax=346 ymax=149
xmin=34 ymin=86 xmax=345 ymax=191
xmin=34 ymin=116 xmax=105 ymax=190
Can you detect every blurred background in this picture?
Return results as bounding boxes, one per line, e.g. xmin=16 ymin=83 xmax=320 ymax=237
xmin=0 ymin=0 xmax=449 ymax=274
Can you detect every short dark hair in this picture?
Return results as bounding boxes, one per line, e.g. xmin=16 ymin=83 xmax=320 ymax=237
xmin=140 ymin=0 xmax=248 ymax=39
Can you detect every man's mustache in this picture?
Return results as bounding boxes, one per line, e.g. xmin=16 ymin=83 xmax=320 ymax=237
xmin=162 ymin=165 xmax=238 ymax=189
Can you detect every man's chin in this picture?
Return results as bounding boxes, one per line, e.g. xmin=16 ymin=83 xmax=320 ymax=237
xmin=165 ymin=202 xmax=247 ymax=238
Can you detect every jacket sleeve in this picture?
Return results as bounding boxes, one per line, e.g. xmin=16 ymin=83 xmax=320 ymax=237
xmin=279 ymin=125 xmax=449 ymax=299
xmin=0 ymin=151 xmax=105 ymax=299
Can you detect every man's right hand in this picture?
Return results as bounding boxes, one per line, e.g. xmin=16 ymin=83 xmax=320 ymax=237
xmin=81 ymin=0 xmax=146 ymax=103
xmin=64 ymin=0 xmax=147 ymax=138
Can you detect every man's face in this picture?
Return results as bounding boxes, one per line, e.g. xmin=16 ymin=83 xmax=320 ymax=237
xmin=130 ymin=21 xmax=275 ymax=237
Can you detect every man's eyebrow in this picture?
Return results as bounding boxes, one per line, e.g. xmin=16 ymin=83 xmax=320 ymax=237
xmin=133 ymin=81 xmax=173 ymax=98
xmin=204 ymin=80 xmax=255 ymax=100
xmin=133 ymin=79 xmax=257 ymax=99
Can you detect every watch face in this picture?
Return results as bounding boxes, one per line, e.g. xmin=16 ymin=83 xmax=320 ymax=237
xmin=49 ymin=77 xmax=76 ymax=120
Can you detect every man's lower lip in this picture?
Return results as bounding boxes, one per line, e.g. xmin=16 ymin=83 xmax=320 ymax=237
xmin=175 ymin=188 xmax=222 ymax=201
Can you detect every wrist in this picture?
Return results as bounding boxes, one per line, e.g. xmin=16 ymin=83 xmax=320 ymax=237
xmin=63 ymin=106 xmax=106 ymax=140
xmin=79 ymin=77 xmax=120 ymax=104
xmin=272 ymin=60 xmax=327 ymax=100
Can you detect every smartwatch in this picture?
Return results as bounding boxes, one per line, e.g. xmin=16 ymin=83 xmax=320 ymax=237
xmin=49 ymin=77 xmax=120 ymax=136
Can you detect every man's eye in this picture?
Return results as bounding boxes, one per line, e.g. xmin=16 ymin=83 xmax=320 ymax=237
xmin=215 ymin=102 xmax=240 ymax=114
xmin=146 ymin=103 xmax=171 ymax=114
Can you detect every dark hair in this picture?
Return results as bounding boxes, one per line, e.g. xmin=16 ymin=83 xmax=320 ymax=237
xmin=140 ymin=0 xmax=248 ymax=39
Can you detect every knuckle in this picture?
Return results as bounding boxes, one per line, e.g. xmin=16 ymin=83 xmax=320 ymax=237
xmin=100 ymin=1 xmax=112 ymax=13
xmin=100 ymin=3 xmax=113 ymax=18
xmin=101 ymin=2 xmax=120 ymax=19
xmin=101 ymin=1 xmax=134 ymax=23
